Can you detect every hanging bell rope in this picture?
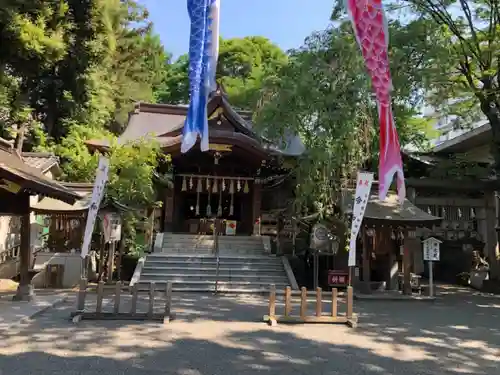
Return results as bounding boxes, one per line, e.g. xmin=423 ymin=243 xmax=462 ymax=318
xmin=229 ymin=192 xmax=234 ymax=216
xmin=207 ymin=189 xmax=212 ymax=216
xmin=212 ymin=177 xmax=218 ymax=193
xmin=181 ymin=176 xmax=187 ymax=191
xmin=217 ymin=189 xmax=223 ymax=217
xmin=196 ymin=177 xmax=202 ymax=193
xmin=195 ymin=191 xmax=200 ymax=215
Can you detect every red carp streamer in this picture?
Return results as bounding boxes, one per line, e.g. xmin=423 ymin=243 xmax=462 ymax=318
xmin=346 ymin=0 xmax=405 ymax=201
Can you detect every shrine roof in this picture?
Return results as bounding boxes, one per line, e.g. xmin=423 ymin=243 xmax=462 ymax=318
xmin=21 ymin=152 xmax=60 ymax=174
xmin=86 ymin=89 xmax=305 ymax=157
xmin=342 ymin=190 xmax=442 ymax=226
xmin=32 ymin=183 xmax=134 ymax=214
xmin=0 ymin=140 xmax=79 ymax=205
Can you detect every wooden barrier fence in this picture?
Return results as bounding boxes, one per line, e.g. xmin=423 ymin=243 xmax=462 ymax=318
xmin=264 ymin=285 xmax=357 ymax=328
xmin=71 ymin=278 xmax=173 ymax=324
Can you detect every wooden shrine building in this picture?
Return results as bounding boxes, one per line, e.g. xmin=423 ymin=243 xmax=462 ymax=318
xmin=0 ymin=139 xmax=79 ymax=300
xmin=87 ymin=88 xmax=304 ymax=237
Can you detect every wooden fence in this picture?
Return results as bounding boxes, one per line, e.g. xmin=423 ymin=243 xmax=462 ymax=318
xmin=71 ymin=278 xmax=173 ymax=324
xmin=264 ymin=285 xmax=357 ymax=328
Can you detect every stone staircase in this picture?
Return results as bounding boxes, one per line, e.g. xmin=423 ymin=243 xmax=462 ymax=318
xmin=134 ymin=233 xmax=295 ymax=293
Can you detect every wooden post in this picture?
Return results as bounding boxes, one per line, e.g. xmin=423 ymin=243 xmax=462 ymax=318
xmin=130 ymin=284 xmax=138 ymax=315
xmin=148 ymin=282 xmax=155 ymax=318
xmin=331 ymin=288 xmax=338 ymax=317
xmin=116 ymin=239 xmax=125 ymax=281
xmin=315 ymin=287 xmax=322 ymax=317
xmin=98 ymin=234 xmax=105 ymax=281
xmin=362 ymin=229 xmax=371 ymax=283
xmin=346 ymin=286 xmax=353 ymax=319
xmin=76 ymin=278 xmax=87 ymax=312
xmin=164 ymin=282 xmax=172 ymax=323
xmin=300 ymin=287 xmax=307 ymax=319
xmin=96 ymin=281 xmax=104 ymax=314
xmin=268 ymin=284 xmax=276 ymax=318
xmin=284 ymin=286 xmax=292 ymax=317
xmin=13 ymin=196 xmax=34 ymax=301
xmin=106 ymin=241 xmax=115 ymax=283
xmin=113 ymin=281 xmax=121 ymax=314
xmin=403 ymin=237 xmax=412 ymax=295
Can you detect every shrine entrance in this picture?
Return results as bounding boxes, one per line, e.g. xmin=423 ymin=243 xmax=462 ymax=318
xmin=174 ymin=176 xmax=254 ymax=235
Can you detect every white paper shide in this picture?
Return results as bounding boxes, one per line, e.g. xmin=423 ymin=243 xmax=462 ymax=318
xmin=348 ymin=172 xmax=374 ymax=267
xmin=80 ymin=156 xmax=110 ymax=258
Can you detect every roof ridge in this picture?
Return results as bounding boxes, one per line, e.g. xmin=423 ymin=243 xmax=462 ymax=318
xmin=21 ymin=152 xmax=56 ymax=158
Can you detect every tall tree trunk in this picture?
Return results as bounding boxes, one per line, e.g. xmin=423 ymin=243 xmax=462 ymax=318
xmin=481 ymin=99 xmax=500 ymax=279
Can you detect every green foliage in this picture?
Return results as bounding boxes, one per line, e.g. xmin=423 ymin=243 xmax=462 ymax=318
xmin=108 ymin=139 xmax=163 ymax=208
xmin=156 ymin=36 xmax=288 ymax=110
xmin=254 ymin=24 xmax=436 ymax=216
xmin=0 ymin=0 xmax=169 ymax=144
xmin=255 ymin=27 xmax=374 ymax=217
xmin=377 ymin=0 xmax=500 ymax=170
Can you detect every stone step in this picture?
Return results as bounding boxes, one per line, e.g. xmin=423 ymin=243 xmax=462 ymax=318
xmin=137 ymin=284 xmax=273 ymax=294
xmin=142 ymin=266 xmax=287 ymax=274
xmin=140 ymin=273 xmax=289 ymax=283
xmin=147 ymin=253 xmax=278 ymax=260
xmin=159 ymin=248 xmax=265 ymax=254
xmin=146 ymin=255 xmax=280 ymax=263
xmin=162 ymin=234 xmax=263 ymax=241
xmin=137 ymin=280 xmax=288 ymax=293
xmin=146 ymin=259 xmax=282 ymax=267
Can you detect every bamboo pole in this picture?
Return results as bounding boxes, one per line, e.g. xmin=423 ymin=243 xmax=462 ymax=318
xmin=300 ymin=287 xmax=307 ymax=319
xmin=315 ymin=287 xmax=322 ymax=317
xmin=284 ymin=286 xmax=292 ymax=317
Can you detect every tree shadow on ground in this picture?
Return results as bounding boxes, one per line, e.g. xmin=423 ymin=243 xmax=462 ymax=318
xmin=0 ymin=286 xmax=498 ymax=375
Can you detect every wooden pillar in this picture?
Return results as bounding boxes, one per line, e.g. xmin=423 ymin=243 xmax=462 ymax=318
xmin=252 ymin=182 xmax=262 ymax=235
xmin=403 ymin=234 xmax=420 ymax=295
xmin=163 ymin=187 xmax=174 ymax=232
xmin=402 ymin=234 xmax=412 ymax=295
xmin=13 ymin=193 xmax=34 ymax=301
xmin=362 ymin=228 xmax=371 ymax=283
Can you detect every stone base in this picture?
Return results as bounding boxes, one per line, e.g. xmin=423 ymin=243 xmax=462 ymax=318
xmin=12 ymin=283 xmax=35 ymax=302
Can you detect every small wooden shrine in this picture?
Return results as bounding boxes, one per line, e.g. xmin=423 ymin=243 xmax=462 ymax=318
xmin=343 ymin=190 xmax=442 ymax=295
xmin=0 ymin=139 xmax=79 ymax=300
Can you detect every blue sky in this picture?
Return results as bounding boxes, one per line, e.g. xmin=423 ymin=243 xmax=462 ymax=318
xmin=139 ymin=0 xmax=334 ymax=59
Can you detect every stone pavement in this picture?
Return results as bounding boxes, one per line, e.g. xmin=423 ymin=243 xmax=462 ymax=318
xmin=0 ymin=284 xmax=499 ymax=374
xmin=0 ymin=289 xmax=69 ymax=330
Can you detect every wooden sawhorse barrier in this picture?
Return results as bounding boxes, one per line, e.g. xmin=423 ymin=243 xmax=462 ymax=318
xmin=71 ymin=278 xmax=173 ymax=324
xmin=264 ymin=285 xmax=358 ymax=328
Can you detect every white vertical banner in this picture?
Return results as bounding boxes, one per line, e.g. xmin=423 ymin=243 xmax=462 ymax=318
xmin=81 ymin=156 xmax=110 ymax=258
xmin=348 ymin=172 xmax=374 ymax=267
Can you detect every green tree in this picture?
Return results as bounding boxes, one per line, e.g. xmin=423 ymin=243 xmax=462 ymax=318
xmin=255 ymin=23 xmax=436 ymax=217
xmin=396 ymin=0 xmax=500 ymax=278
xmin=156 ymin=36 xmax=288 ymax=110
xmin=395 ymin=0 xmax=500 ymax=160
xmin=0 ymin=0 xmax=169 ymax=145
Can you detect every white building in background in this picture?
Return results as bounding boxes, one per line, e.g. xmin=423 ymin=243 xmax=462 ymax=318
xmin=419 ymin=101 xmax=484 ymax=146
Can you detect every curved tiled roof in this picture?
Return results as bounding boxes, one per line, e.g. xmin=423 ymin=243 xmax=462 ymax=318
xmin=0 ymin=141 xmax=79 ymax=205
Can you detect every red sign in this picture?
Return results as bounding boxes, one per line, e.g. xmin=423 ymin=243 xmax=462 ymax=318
xmin=328 ymin=270 xmax=349 ymax=286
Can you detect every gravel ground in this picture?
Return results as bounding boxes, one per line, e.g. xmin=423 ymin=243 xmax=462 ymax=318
xmin=0 ymin=285 xmax=499 ymax=375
